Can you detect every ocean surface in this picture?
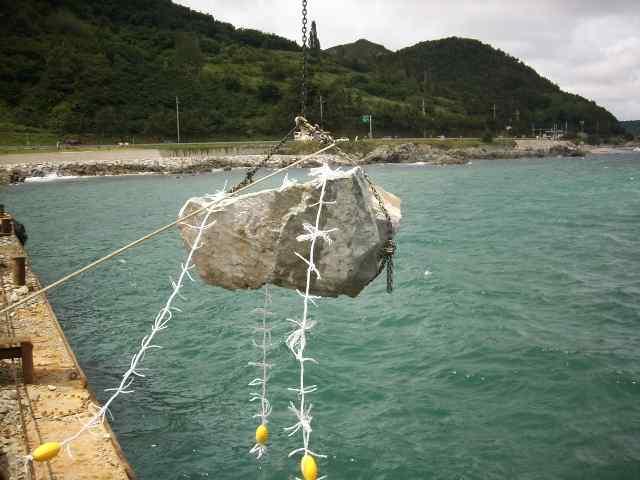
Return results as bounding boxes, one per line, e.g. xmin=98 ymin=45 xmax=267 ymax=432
xmin=3 ymin=154 xmax=640 ymax=479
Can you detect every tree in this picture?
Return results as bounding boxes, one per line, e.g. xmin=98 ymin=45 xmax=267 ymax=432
xmin=257 ymin=82 xmax=282 ymax=102
xmin=309 ymin=21 xmax=321 ymax=52
xmin=49 ymin=101 xmax=81 ymax=134
xmin=0 ymin=0 xmax=623 ymax=140
xmin=174 ymin=32 xmax=205 ymax=74
xmin=95 ymin=106 xmax=119 ymax=137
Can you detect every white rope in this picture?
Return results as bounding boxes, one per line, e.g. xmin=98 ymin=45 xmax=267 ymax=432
xmin=249 ymin=285 xmax=273 ymax=459
xmin=31 ymin=189 xmax=226 ymax=459
xmin=279 ymin=173 xmax=298 ymax=192
xmin=285 ymin=164 xmax=341 ymax=474
xmin=20 ymin=142 xmax=342 ymax=470
xmin=0 ymin=142 xmax=337 ymax=317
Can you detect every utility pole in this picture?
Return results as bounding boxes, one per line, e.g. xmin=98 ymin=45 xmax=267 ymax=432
xmin=422 ymin=98 xmax=426 ymax=138
xmin=422 ymin=68 xmax=427 ymax=138
xmin=176 ymin=96 xmax=181 ymax=144
xmin=369 ymin=114 xmax=373 ymax=139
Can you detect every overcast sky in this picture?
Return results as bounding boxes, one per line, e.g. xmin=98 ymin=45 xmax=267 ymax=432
xmin=176 ymin=1 xmax=640 ymax=120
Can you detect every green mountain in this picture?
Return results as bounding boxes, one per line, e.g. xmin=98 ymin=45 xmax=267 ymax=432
xmin=0 ymin=0 xmax=624 ymax=143
xmin=325 ymin=39 xmax=392 ymax=72
xmin=326 ymin=37 xmax=621 ymax=137
xmin=621 ymin=121 xmax=640 ymax=136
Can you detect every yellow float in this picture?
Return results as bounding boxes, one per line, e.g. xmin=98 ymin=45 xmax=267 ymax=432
xmin=300 ymin=454 xmax=318 ymax=480
xmin=31 ymin=442 xmax=62 ymax=462
xmin=255 ymin=424 xmax=269 ymax=445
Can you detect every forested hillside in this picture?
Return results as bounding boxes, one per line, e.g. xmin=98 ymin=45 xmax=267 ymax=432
xmin=0 ymin=0 xmax=624 ymax=143
xmin=621 ymin=121 xmax=640 ymax=136
xmin=327 ymin=37 xmax=621 ymax=138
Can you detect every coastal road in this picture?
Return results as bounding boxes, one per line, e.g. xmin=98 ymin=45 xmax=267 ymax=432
xmin=0 ymin=148 xmax=166 ymax=167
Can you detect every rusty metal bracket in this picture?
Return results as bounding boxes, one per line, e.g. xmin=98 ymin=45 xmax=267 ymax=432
xmin=0 ymin=338 xmax=34 ymax=383
xmin=0 ymin=217 xmax=12 ymax=236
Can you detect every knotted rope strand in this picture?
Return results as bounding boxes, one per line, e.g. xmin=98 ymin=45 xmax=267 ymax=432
xmin=249 ymin=285 xmax=274 ymax=459
xmin=286 ymin=165 xmax=343 ymax=478
xmin=25 ymin=190 xmax=225 ymax=462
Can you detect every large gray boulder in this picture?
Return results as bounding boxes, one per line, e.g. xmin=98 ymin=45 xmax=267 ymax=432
xmin=178 ymin=167 xmax=401 ymax=297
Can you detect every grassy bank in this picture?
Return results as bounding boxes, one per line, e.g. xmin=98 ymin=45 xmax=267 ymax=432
xmin=0 ymin=122 xmax=58 ymax=149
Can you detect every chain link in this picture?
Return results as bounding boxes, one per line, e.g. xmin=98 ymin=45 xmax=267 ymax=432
xmin=230 ymin=0 xmax=397 ymax=293
xmin=332 ymin=145 xmax=397 ymax=293
xmin=231 ymin=0 xmax=308 ymax=193
xmin=229 ymin=122 xmax=396 ymax=293
xmin=297 ymin=128 xmax=397 ymax=293
xmin=300 ymin=0 xmax=308 ymax=116
xmin=229 ymin=126 xmax=296 ymax=193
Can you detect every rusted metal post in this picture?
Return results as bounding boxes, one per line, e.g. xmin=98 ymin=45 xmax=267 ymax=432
xmin=0 ymin=217 xmax=11 ymax=235
xmin=20 ymin=341 xmax=34 ymax=383
xmin=13 ymin=256 xmax=26 ymax=287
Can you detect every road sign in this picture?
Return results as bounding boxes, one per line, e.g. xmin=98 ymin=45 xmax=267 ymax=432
xmin=361 ymin=115 xmax=370 ymax=124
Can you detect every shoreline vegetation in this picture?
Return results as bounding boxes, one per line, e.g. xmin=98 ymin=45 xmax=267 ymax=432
xmin=1 ymin=2 xmax=625 ymax=143
xmin=0 ymin=139 xmax=636 ymax=185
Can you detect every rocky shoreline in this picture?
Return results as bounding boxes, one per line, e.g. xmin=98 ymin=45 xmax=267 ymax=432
xmin=0 ymin=153 xmax=344 ymax=184
xmin=0 ymin=141 xmax=591 ymax=185
xmin=359 ymin=140 xmax=586 ymax=165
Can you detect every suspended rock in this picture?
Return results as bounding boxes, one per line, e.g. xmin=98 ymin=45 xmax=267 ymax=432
xmin=178 ymin=167 xmax=401 ymax=297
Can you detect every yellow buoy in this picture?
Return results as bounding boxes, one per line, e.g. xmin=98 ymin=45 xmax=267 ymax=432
xmin=300 ymin=454 xmax=318 ymax=480
xmin=255 ymin=424 xmax=269 ymax=445
xmin=31 ymin=442 xmax=62 ymax=462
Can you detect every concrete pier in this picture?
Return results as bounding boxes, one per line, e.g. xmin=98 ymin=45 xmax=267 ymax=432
xmin=0 ymin=212 xmax=134 ymax=479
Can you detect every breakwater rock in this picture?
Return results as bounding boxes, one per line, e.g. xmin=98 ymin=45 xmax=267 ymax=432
xmin=0 ymin=141 xmax=588 ymax=185
xmin=0 ymin=154 xmax=347 ymax=185
xmin=362 ymin=143 xmax=464 ymax=165
xmin=179 ymin=167 xmax=401 ymax=298
xmin=362 ymin=141 xmax=585 ymax=165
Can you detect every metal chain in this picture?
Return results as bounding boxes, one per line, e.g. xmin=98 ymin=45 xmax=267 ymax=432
xmin=230 ymin=0 xmax=396 ymax=293
xmin=229 ymin=126 xmax=297 ymax=193
xmin=331 ymin=145 xmax=397 ymax=293
xmin=292 ymin=123 xmax=397 ymax=292
xmin=300 ymin=0 xmax=308 ymax=116
xmin=231 ymin=0 xmax=308 ymax=194
xmin=230 ymin=113 xmax=396 ymax=292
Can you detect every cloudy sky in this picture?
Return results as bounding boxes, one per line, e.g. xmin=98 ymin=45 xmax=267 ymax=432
xmin=176 ymin=1 xmax=640 ymax=120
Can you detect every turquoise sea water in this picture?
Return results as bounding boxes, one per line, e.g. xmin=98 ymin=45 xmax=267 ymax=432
xmin=3 ymin=154 xmax=640 ymax=479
